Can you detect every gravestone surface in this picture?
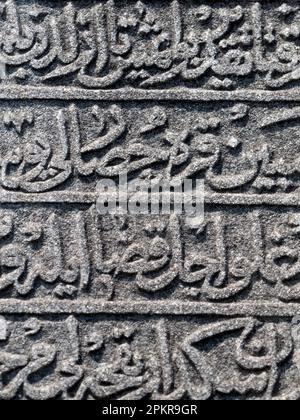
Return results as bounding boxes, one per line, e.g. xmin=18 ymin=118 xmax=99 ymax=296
xmin=1 ymin=0 xmax=300 ymax=400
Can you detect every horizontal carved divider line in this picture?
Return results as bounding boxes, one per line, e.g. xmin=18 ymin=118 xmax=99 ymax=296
xmin=0 ymin=299 xmax=299 ymax=317
xmin=1 ymin=86 xmax=300 ymax=102
xmin=0 ymin=192 xmax=299 ymax=206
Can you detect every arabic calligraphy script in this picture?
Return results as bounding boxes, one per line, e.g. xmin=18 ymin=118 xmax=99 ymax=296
xmin=0 ymin=0 xmax=300 ymax=90
xmin=0 ymin=0 xmax=300 ymax=401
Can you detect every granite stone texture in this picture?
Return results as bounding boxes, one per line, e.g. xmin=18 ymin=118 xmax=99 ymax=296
xmin=1 ymin=0 xmax=300 ymax=401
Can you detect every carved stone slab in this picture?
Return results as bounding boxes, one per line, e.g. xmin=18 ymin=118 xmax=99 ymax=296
xmin=1 ymin=0 xmax=300 ymax=400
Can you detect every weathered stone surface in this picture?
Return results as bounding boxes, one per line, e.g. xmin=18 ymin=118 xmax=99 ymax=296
xmin=1 ymin=0 xmax=300 ymax=400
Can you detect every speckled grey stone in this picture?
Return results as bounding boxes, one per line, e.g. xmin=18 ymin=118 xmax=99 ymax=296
xmin=1 ymin=0 xmax=300 ymax=401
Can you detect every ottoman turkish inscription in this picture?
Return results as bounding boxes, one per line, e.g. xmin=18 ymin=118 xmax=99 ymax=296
xmin=1 ymin=0 xmax=300 ymax=401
